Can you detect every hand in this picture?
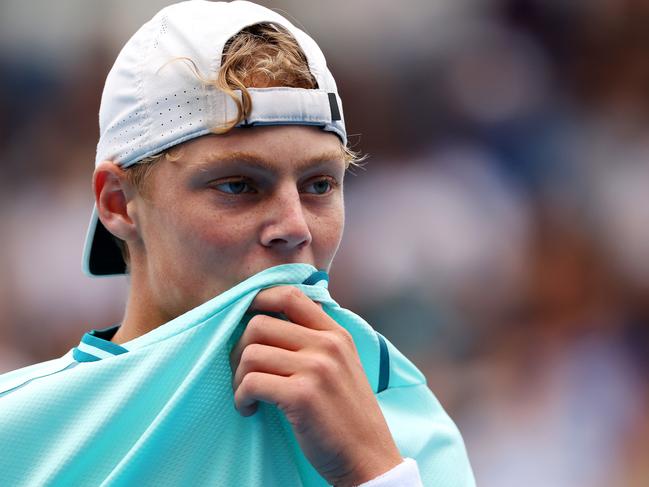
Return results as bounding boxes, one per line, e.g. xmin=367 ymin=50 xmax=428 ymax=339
xmin=230 ymin=286 xmax=402 ymax=486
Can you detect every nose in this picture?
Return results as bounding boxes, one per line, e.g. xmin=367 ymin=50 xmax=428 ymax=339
xmin=259 ymin=188 xmax=312 ymax=250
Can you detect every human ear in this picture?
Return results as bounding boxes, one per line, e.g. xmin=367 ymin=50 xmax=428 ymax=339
xmin=93 ymin=161 xmax=139 ymax=243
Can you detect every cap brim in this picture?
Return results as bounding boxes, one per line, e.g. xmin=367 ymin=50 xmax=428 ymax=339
xmin=82 ymin=205 xmax=127 ymax=277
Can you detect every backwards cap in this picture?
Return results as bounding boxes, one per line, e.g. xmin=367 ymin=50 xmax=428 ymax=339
xmin=83 ymin=0 xmax=346 ymax=277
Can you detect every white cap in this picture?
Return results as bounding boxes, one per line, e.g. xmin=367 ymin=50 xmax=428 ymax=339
xmin=83 ymin=0 xmax=346 ymax=276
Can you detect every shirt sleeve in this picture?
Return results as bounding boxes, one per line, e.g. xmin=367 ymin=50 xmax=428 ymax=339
xmin=357 ymin=458 xmax=423 ymax=487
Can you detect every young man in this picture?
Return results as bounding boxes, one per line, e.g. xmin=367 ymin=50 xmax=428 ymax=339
xmin=0 ymin=2 xmax=474 ymax=486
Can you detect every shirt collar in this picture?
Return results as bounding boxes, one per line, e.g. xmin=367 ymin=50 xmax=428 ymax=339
xmin=70 ymin=270 xmax=328 ymax=363
xmin=72 ymin=325 xmax=129 ymax=362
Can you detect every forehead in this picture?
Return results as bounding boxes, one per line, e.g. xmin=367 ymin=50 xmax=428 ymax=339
xmin=165 ymin=126 xmax=344 ymax=174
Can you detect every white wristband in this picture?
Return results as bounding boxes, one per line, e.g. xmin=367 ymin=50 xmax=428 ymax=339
xmin=357 ymin=458 xmax=423 ymax=487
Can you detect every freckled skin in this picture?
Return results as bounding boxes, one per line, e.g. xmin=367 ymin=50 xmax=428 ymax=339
xmin=111 ymin=125 xmax=345 ymax=338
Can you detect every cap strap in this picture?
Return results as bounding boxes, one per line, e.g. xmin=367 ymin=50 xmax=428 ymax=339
xmin=238 ymin=87 xmax=342 ymax=127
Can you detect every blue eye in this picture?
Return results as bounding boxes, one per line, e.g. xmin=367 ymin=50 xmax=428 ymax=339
xmin=304 ymin=178 xmax=335 ymax=194
xmin=215 ymin=180 xmax=253 ymax=194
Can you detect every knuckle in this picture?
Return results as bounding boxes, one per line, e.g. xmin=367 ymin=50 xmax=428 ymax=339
xmin=338 ymin=328 xmax=354 ymax=348
xmin=308 ymin=355 xmax=333 ymax=377
xmin=246 ymin=315 xmax=266 ymax=336
xmin=240 ymin=344 xmax=263 ymax=367
xmin=321 ymin=333 xmax=344 ymax=355
xmin=240 ymin=371 xmax=261 ymax=393
xmin=319 ymin=330 xmax=356 ymax=361
xmin=285 ymin=286 xmax=304 ymax=302
xmin=248 ymin=314 xmax=265 ymax=328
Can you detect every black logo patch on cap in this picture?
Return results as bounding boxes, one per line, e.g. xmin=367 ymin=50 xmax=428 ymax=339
xmin=328 ymin=93 xmax=341 ymax=122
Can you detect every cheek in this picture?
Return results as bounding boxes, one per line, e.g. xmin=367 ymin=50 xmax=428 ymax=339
xmin=163 ymin=204 xmax=255 ymax=261
xmin=143 ymin=202 xmax=259 ymax=303
xmin=311 ymin=204 xmax=345 ymax=261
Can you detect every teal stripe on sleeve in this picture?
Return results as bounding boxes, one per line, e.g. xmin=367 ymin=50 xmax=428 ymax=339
xmin=376 ymin=332 xmax=390 ymax=393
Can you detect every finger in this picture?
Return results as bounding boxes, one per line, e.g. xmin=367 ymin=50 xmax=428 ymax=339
xmin=231 ymin=314 xmax=316 ymax=370
xmin=233 ymin=343 xmax=300 ymax=390
xmin=234 ymin=372 xmax=292 ymax=417
xmin=249 ymin=286 xmax=334 ymax=331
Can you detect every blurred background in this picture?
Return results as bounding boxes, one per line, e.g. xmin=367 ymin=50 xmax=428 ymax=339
xmin=1 ymin=0 xmax=648 ymax=485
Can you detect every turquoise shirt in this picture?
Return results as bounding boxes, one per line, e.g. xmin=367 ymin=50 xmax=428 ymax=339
xmin=0 ymin=264 xmax=474 ymax=486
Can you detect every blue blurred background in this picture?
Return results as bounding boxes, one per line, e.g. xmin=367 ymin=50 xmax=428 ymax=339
xmin=1 ymin=1 xmax=648 ymax=485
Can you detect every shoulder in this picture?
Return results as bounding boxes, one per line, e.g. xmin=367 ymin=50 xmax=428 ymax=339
xmin=0 ymin=350 xmax=77 ymax=397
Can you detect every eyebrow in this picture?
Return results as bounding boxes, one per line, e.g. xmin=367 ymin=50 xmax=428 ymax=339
xmin=192 ymin=150 xmax=345 ymax=172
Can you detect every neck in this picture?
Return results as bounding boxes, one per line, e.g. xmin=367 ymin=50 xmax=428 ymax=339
xmin=111 ymin=269 xmax=173 ymax=345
